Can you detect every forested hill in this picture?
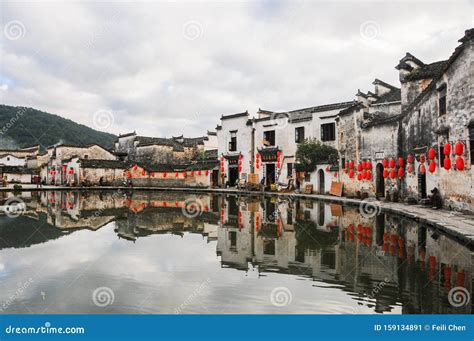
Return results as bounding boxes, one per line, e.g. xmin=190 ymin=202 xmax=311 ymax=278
xmin=0 ymin=105 xmax=117 ymax=150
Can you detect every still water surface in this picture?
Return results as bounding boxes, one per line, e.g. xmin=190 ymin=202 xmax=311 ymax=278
xmin=0 ymin=191 xmax=472 ymax=314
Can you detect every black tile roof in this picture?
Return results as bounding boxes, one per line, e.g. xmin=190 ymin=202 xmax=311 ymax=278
xmin=0 ymin=166 xmax=37 ymax=174
xmin=221 ymin=111 xmax=249 ymax=120
xmin=79 ymin=159 xmax=127 ymax=169
xmin=404 ymin=60 xmax=449 ymax=81
xmin=372 ymin=88 xmax=401 ymax=104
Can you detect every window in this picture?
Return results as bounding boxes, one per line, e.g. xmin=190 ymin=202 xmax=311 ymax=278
xmin=263 ymin=130 xmax=275 ymax=146
xmin=295 ymin=127 xmax=305 ymax=143
xmin=229 ymin=131 xmax=237 ymax=151
xmin=304 ymin=172 xmax=311 ymax=182
xmin=470 ymin=127 xmax=474 ymax=165
xmin=84 ymin=154 xmax=89 ymax=159
xmin=341 ymin=157 xmax=346 ymax=169
xmin=438 ymin=84 xmax=447 ymax=116
xmin=287 ymin=209 xmax=293 ymax=225
xmin=287 ymin=163 xmax=293 ymax=178
xmin=321 ymin=123 xmax=336 ymax=141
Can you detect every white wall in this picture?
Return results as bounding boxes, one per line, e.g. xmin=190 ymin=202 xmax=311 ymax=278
xmin=0 ymin=154 xmax=26 ymax=167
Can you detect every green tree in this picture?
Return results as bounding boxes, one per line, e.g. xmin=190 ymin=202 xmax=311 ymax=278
xmin=295 ymin=138 xmax=338 ymax=172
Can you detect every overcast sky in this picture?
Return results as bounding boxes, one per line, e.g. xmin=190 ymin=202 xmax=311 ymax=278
xmin=0 ymin=1 xmax=472 ymax=137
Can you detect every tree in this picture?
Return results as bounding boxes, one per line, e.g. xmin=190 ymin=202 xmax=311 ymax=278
xmin=295 ymin=138 xmax=338 ymax=172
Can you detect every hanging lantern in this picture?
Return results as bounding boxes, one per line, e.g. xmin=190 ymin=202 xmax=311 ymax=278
xmin=420 ymin=164 xmax=426 ymax=174
xmin=443 ymin=158 xmax=451 ymax=171
xmin=277 ymin=151 xmax=281 ymax=169
xmin=133 ymin=165 xmax=138 ymax=171
xmin=325 ymin=166 xmax=329 ymax=172
xmin=389 ymin=158 xmax=396 ymax=169
xmin=390 ymin=169 xmax=396 ymax=179
xmin=407 ymin=154 xmax=414 ymax=164
xmin=205 ymin=170 xmax=209 ymax=176
xmin=357 ymin=163 xmax=363 ymax=172
xmin=428 ymin=148 xmax=436 ymax=160
xmin=361 ymin=161 xmax=367 ymax=169
xmin=150 ymin=172 xmax=155 ymax=177
xmin=455 ymin=142 xmax=464 ymax=156
xmin=191 ymin=170 xmax=195 ymax=176
xmin=256 ymin=153 xmax=260 ymax=170
xmin=333 ymin=171 xmax=337 ymax=177
xmin=443 ymin=143 xmax=451 ymax=156
xmin=175 ymin=172 xmax=179 ymax=178
xmin=183 ymin=172 xmax=187 ymax=177
xmin=127 ymin=172 xmax=132 ymax=179
xmin=357 ymin=173 xmax=363 ymax=181
xmin=142 ymin=170 xmax=146 ymax=176
xmin=383 ymin=169 xmax=389 ymax=178
xmin=198 ymin=170 xmax=202 ymax=176
xmin=382 ymin=159 xmax=389 ymax=168
xmin=349 ymin=161 xmax=354 ymax=169
xmin=419 ymin=154 xmax=426 ymax=164
xmin=349 ymin=169 xmax=355 ymax=179
xmin=398 ymin=157 xmax=404 ymax=168
xmin=361 ymin=170 xmax=367 ymax=179
xmin=456 ymin=157 xmax=465 ymax=171
xmin=366 ymin=170 xmax=372 ymax=180
xmin=163 ymin=172 xmax=168 ymax=178
xmin=429 ymin=160 xmax=436 ymax=173
xmin=398 ymin=167 xmax=404 ymax=178
xmin=366 ymin=161 xmax=372 ymax=170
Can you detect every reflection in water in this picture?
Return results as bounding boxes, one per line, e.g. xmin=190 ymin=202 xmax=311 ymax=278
xmin=0 ymin=191 xmax=472 ymax=314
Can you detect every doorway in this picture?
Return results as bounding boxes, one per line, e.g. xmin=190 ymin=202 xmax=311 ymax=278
xmin=211 ymin=170 xmax=219 ymax=187
xmin=228 ymin=167 xmax=239 ymax=187
xmin=265 ymin=163 xmax=276 ymax=186
xmin=418 ymin=165 xmax=427 ymax=199
xmin=318 ymin=169 xmax=325 ymax=194
xmin=375 ymin=163 xmax=385 ymax=198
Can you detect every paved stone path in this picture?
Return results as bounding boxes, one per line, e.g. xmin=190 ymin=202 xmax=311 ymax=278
xmin=2 ymin=185 xmax=473 ymax=247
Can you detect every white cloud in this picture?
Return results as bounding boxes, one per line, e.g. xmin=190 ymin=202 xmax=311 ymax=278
xmin=0 ymin=1 xmax=471 ymax=137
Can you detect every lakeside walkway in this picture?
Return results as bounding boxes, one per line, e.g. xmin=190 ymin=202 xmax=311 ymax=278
xmin=2 ymin=185 xmax=473 ymax=247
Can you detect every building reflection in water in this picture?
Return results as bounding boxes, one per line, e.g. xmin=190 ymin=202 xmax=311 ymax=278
xmin=0 ymin=190 xmax=472 ymax=314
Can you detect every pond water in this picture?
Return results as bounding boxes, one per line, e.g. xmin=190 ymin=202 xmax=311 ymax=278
xmin=0 ymin=190 xmax=472 ymax=314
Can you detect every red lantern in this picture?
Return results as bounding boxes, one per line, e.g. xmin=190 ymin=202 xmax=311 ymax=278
xmin=455 ymin=142 xmax=464 ymax=156
xmin=256 ymin=153 xmax=260 ymax=170
xmin=150 ymin=172 xmax=155 ymax=177
xmin=205 ymin=170 xmax=209 ymax=176
xmin=357 ymin=173 xmax=363 ymax=181
xmin=429 ymin=160 xmax=436 ymax=173
xmin=357 ymin=164 xmax=363 ymax=172
xmin=198 ymin=170 xmax=202 ymax=176
xmin=443 ymin=143 xmax=451 ymax=156
xmin=349 ymin=169 xmax=355 ymax=179
xmin=428 ymin=148 xmax=436 ymax=160
xmin=366 ymin=170 xmax=372 ymax=180
xmin=443 ymin=158 xmax=451 ymax=170
xmin=175 ymin=172 xmax=179 ymax=178
xmin=383 ymin=169 xmax=389 ymax=178
xmin=133 ymin=165 xmax=138 ymax=171
xmin=333 ymin=171 xmax=337 ymax=177
xmin=420 ymin=154 xmax=426 ymax=164
xmin=420 ymin=164 xmax=426 ymax=174
xmin=191 ymin=171 xmax=195 ymax=176
xmin=366 ymin=161 xmax=372 ymax=170
xmin=398 ymin=167 xmax=404 ymax=178
xmin=183 ymin=172 xmax=187 ymax=177
xmin=456 ymin=157 xmax=465 ymax=171
xmin=390 ymin=169 xmax=396 ymax=179
xmin=389 ymin=158 xmax=396 ymax=168
xmin=325 ymin=166 xmax=329 ymax=172
xmin=349 ymin=161 xmax=354 ymax=169
xmin=361 ymin=170 xmax=367 ymax=179
xmin=398 ymin=157 xmax=404 ymax=168
xmin=407 ymin=154 xmax=414 ymax=164
xmin=361 ymin=161 xmax=367 ymax=169
xmin=345 ymin=161 xmax=349 ymax=169
xmin=142 ymin=170 xmax=145 ymax=176
xmin=163 ymin=172 xmax=168 ymax=178
xmin=382 ymin=159 xmax=389 ymax=168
